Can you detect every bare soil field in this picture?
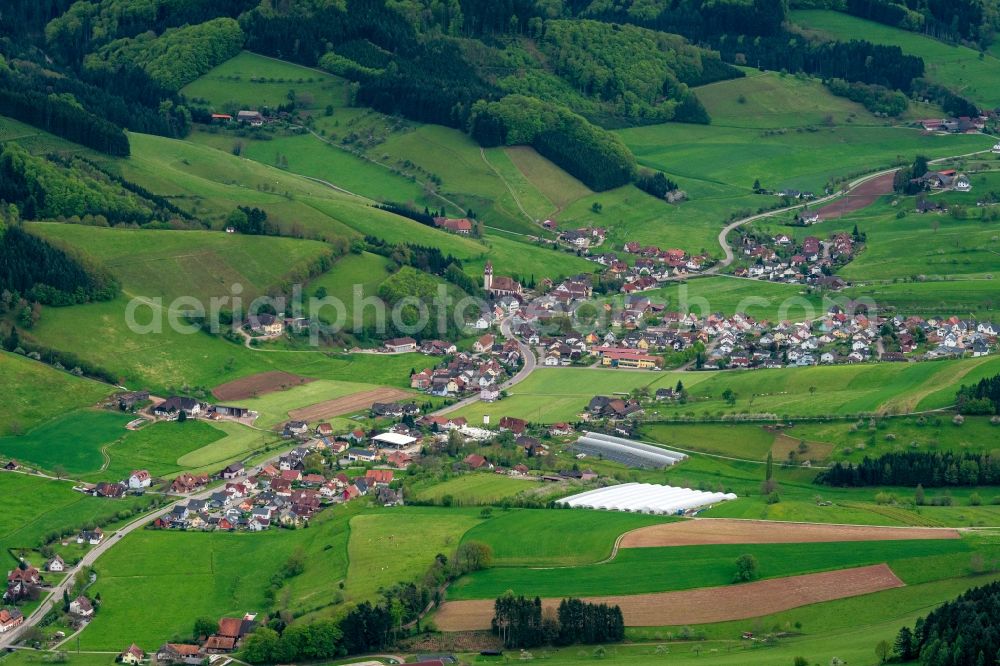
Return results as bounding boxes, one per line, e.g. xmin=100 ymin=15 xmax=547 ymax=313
xmin=619 ymin=518 xmax=960 ymax=548
xmin=212 ymin=371 xmax=314 ymax=401
xmin=287 ymin=387 xmax=414 ymax=422
xmin=815 ymin=172 xmax=894 ymax=220
xmin=434 ymin=564 xmax=904 ymax=630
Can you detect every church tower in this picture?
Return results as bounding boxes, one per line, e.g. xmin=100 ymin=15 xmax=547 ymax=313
xmin=483 ymin=261 xmax=493 ymax=291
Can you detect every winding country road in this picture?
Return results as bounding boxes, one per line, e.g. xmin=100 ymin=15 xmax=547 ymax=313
xmin=432 ymin=315 xmax=537 ymax=417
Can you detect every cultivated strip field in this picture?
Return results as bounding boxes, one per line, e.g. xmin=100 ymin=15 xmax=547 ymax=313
xmin=434 ymin=564 xmax=904 ymax=630
xmin=814 ymin=171 xmax=895 ymax=220
xmin=212 ymin=371 xmax=315 ymax=401
xmin=286 ymin=387 xmax=414 ymax=422
xmin=619 ymin=519 xmax=962 ymax=548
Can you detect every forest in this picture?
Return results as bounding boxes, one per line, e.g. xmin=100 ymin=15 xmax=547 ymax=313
xmin=816 ymin=450 xmax=1000 ymax=487
xmin=956 ymin=373 xmax=1000 ymax=415
xmin=893 ymin=580 xmax=1000 ymax=665
xmin=844 ymin=0 xmax=997 ymax=46
xmin=0 ymin=144 xmax=158 ymax=224
xmin=0 ymin=224 xmax=120 ymax=306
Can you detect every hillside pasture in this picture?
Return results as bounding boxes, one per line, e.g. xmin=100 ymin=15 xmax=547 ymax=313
xmin=791 ymin=10 xmax=1000 ymax=108
xmin=436 ymin=564 xmax=904 ymax=630
xmin=696 ymin=69 xmax=888 ymax=128
xmin=0 ymin=474 xmax=156 ymax=566
xmin=617 ymin=123 xmax=988 ymax=197
xmin=1 ymin=351 xmax=114 ymax=435
xmin=180 ymin=51 xmax=348 ymax=112
xmin=29 ymin=223 xmax=334 ymax=302
xmin=344 ymin=508 xmax=482 ymax=602
xmin=0 ymin=410 xmax=131 ymax=475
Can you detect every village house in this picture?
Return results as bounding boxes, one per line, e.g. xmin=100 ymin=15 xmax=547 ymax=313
xmin=247 ymin=313 xmax=284 ymax=336
xmin=69 ymin=596 xmax=94 ymax=617
xmin=119 ymin=644 xmax=145 ymax=664
xmin=153 ymin=396 xmax=201 ymax=419
xmin=0 ymin=608 xmax=24 ymax=633
xmin=433 ymin=217 xmax=473 ymax=234
xmin=46 ymin=555 xmax=65 ymax=572
xmin=128 ymin=470 xmax=151 ymax=489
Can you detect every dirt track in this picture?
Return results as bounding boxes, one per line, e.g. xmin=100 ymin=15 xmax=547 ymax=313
xmin=814 ymin=172 xmax=895 ymax=220
xmin=212 ymin=371 xmax=313 ymax=401
xmin=433 ymin=564 xmax=904 ymax=630
xmin=619 ymin=519 xmax=961 ymax=548
xmin=287 ymin=387 xmax=414 ymax=422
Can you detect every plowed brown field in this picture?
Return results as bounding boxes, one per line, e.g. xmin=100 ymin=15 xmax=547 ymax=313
xmin=287 ymin=387 xmax=414 ymax=422
xmin=815 ymin=172 xmax=895 ymax=220
xmin=433 ymin=564 xmax=904 ymax=630
xmin=212 ymin=371 xmax=313 ymax=401
xmin=619 ymin=519 xmax=961 ymax=548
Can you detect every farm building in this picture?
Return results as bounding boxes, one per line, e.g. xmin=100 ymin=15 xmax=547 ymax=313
xmin=570 ymin=432 xmax=686 ymax=469
xmin=558 ymin=483 xmax=736 ymax=515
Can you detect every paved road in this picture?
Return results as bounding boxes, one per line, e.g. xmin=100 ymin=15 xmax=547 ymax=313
xmin=432 ymin=315 xmax=536 ymax=417
xmin=0 ymin=474 xmax=252 ymax=649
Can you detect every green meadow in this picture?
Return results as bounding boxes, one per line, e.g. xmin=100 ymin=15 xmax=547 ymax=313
xmin=617 ymin=123 xmax=988 ymax=196
xmin=237 ymin=378 xmax=391 ymax=428
xmin=791 ymin=10 xmax=1000 ymax=108
xmin=2 ymin=351 xmax=114 ymax=435
xmin=0 ymin=474 xmax=156 ymax=566
xmin=461 ymin=509 xmax=676 ymax=567
xmin=450 ymin=368 xmax=709 ymax=424
xmin=447 ymin=538 xmax=976 ymax=600
xmin=695 ymin=68 xmax=938 ymax=128
xmin=410 ymin=474 xmax=546 ymax=506
xmin=0 ymin=410 xmax=132 ymax=475
xmin=30 ymin=223 xmax=335 ymax=302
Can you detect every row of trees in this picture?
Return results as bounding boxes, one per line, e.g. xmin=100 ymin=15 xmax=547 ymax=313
xmin=492 ymin=595 xmax=625 ymax=649
xmin=816 ymin=450 xmax=1000 ymax=487
xmin=826 ymin=78 xmax=910 ymax=116
xmin=956 ymin=373 xmax=1000 ymax=415
xmin=893 ymin=580 xmax=1000 ymax=665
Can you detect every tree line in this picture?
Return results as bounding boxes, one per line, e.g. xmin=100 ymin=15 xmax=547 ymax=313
xmin=956 ymin=373 xmax=1000 ymax=415
xmin=492 ymin=595 xmax=625 ymax=649
xmin=242 ymin=541 xmax=494 ymax=662
xmin=892 ymin=579 xmax=1000 ymax=665
xmin=845 ymin=0 xmax=995 ymax=47
xmin=816 ymin=450 xmax=1000 ymax=487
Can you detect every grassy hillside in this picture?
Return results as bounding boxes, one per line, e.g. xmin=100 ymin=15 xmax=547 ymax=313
xmin=29 ymin=223 xmax=334 ymax=302
xmin=618 ymin=123 xmax=988 ymax=196
xmin=0 ymin=473 xmax=156 ymax=566
xmin=1 ymin=351 xmax=115 ymax=436
xmin=695 ymin=69 xmax=931 ymax=128
xmin=791 ymin=10 xmax=1000 ymax=108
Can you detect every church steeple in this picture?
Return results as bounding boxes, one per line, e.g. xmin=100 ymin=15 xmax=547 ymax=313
xmin=484 ymin=261 xmax=493 ymax=291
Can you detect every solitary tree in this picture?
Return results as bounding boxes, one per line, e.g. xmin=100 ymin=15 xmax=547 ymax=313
xmin=875 ymin=639 xmax=890 ymax=663
xmin=734 ymin=554 xmax=758 ymax=582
